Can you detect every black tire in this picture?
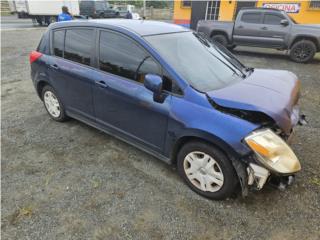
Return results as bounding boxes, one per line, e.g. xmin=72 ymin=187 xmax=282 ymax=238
xmin=49 ymin=16 xmax=56 ymax=24
xmin=289 ymin=40 xmax=316 ymax=63
xmin=41 ymin=85 xmax=68 ymax=122
xmin=177 ymin=141 xmax=239 ymax=200
xmin=227 ymin=45 xmax=236 ymax=51
xmin=211 ymin=34 xmax=228 ymax=47
xmin=36 ymin=18 xmax=43 ymax=26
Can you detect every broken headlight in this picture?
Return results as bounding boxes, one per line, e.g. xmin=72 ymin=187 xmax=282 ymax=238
xmin=245 ymin=129 xmax=301 ymax=174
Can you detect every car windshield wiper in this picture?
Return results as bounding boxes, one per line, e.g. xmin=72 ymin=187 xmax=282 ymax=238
xmin=193 ymin=32 xmax=210 ymax=47
xmin=194 ymin=32 xmax=246 ymax=78
xmin=245 ymin=67 xmax=254 ymax=76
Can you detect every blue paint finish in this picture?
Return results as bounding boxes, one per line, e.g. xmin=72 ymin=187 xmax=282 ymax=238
xmin=207 ymin=69 xmax=301 ymax=134
xmin=92 ymin=69 xmax=170 ymax=152
xmin=164 ymin=86 xmax=259 ymax=158
xmin=31 ymin=20 xmax=299 ymax=166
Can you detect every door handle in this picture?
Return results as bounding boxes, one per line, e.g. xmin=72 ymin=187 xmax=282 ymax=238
xmin=261 ymin=26 xmax=268 ymax=30
xmin=50 ymin=64 xmax=59 ymax=70
xmin=95 ymin=80 xmax=108 ymax=88
xmin=238 ymin=25 xmax=244 ymax=29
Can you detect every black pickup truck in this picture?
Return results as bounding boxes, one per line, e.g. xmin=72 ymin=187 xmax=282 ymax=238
xmin=197 ymin=8 xmax=320 ymax=63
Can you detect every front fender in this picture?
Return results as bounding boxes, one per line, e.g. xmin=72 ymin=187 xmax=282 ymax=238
xmin=166 ymin=90 xmax=259 ymax=160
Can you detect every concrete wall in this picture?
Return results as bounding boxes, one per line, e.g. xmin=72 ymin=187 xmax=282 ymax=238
xmin=136 ymin=7 xmax=173 ymax=20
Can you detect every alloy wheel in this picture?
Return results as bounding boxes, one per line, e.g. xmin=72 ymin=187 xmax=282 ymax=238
xmin=293 ymin=43 xmax=312 ymax=61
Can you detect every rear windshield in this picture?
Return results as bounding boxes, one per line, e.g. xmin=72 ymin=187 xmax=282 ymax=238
xmin=145 ymin=32 xmax=245 ymax=92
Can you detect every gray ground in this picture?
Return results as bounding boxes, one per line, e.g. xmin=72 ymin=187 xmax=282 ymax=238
xmin=1 ymin=15 xmax=43 ymax=30
xmin=1 ymin=27 xmax=320 ymax=240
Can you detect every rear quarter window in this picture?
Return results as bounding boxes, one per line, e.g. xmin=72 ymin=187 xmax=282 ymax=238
xmin=52 ymin=30 xmax=65 ymax=57
xmin=37 ymin=31 xmax=50 ymax=54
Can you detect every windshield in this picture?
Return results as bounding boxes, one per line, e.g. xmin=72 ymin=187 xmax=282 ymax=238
xmin=145 ymin=31 xmax=246 ymax=92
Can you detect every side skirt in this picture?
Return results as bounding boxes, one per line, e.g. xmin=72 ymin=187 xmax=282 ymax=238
xmin=66 ymin=111 xmax=172 ymax=165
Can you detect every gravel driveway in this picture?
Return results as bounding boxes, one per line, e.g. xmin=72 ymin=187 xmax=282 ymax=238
xmin=1 ymin=28 xmax=320 ymax=240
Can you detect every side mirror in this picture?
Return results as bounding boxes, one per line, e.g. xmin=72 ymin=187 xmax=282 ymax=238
xmin=280 ymin=19 xmax=289 ymax=26
xmin=144 ymin=74 xmax=165 ymax=103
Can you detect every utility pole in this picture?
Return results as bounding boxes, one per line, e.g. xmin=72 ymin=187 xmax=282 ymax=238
xmin=143 ymin=0 xmax=146 ymax=18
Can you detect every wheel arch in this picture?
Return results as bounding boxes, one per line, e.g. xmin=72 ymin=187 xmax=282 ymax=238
xmin=36 ymin=80 xmax=51 ymax=100
xmin=210 ymin=30 xmax=230 ymax=43
xmin=290 ymin=35 xmax=319 ymax=51
xmin=170 ymin=131 xmax=249 ymax=197
xmin=170 ymin=131 xmax=241 ymax=165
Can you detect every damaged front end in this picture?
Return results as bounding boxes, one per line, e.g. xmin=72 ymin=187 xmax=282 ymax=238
xmin=207 ymin=97 xmax=306 ymax=196
xmin=241 ymin=117 xmax=306 ymax=195
xmin=204 ymin=69 xmax=307 ymax=196
xmin=243 ymin=128 xmax=302 ymax=193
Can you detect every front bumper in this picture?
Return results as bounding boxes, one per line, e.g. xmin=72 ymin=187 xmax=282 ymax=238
xmin=247 ymin=162 xmax=296 ymax=191
xmin=241 ymin=117 xmax=306 ymax=194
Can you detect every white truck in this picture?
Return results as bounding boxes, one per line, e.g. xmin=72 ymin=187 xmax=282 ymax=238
xmin=12 ymin=0 xmax=80 ymax=25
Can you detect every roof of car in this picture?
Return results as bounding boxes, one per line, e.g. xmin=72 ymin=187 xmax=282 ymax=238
xmin=239 ymin=7 xmax=283 ymax=12
xmin=50 ymin=19 xmax=190 ymax=36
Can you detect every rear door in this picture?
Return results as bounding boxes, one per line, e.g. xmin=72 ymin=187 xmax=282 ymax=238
xmin=48 ymin=27 xmax=96 ymax=121
xmin=233 ymin=11 xmax=265 ymax=46
xmin=260 ymin=13 xmax=289 ymax=48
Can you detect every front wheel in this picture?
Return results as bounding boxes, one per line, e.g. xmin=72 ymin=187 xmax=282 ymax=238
xmin=289 ymin=40 xmax=316 ymax=63
xmin=177 ymin=141 xmax=239 ymax=200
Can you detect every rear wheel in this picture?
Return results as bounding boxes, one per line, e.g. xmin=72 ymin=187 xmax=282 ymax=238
xmin=41 ymin=85 xmax=68 ymax=122
xmin=49 ymin=16 xmax=56 ymax=24
xmin=211 ymin=34 xmax=228 ymax=47
xmin=177 ymin=141 xmax=239 ymax=200
xmin=227 ymin=45 xmax=236 ymax=51
xmin=289 ymin=40 xmax=316 ymax=63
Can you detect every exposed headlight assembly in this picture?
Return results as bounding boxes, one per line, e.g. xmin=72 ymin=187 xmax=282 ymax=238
xmin=245 ymin=129 xmax=301 ymax=174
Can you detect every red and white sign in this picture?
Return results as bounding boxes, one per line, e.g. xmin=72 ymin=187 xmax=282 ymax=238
xmin=262 ymin=3 xmax=301 ymax=13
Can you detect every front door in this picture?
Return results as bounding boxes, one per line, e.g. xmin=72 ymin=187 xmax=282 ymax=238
xmin=92 ymin=30 xmax=170 ymax=152
xmin=260 ymin=12 xmax=289 ymax=48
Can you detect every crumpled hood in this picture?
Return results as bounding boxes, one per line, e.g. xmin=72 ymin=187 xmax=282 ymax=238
xmin=207 ymin=69 xmax=300 ymax=134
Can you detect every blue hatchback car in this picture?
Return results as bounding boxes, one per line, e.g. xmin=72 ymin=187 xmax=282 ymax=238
xmin=30 ymin=20 xmax=303 ymax=200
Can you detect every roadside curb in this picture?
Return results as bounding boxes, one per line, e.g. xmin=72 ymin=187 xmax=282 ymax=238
xmin=1 ymin=27 xmax=46 ymax=31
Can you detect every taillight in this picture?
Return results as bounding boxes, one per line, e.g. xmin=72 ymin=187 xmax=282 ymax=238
xmin=29 ymin=51 xmax=42 ymax=64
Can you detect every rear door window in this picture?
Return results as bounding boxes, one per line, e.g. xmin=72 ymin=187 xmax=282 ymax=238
xmin=64 ymin=28 xmax=94 ymax=66
xmin=241 ymin=12 xmax=262 ymax=23
xmin=52 ymin=30 xmax=65 ymax=57
xmin=263 ymin=14 xmax=284 ymax=25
